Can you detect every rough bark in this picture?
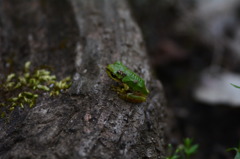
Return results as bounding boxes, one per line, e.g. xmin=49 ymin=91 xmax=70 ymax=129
xmin=0 ymin=0 xmax=166 ymax=158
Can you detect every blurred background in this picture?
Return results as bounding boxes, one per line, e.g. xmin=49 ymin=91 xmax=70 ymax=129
xmin=129 ymin=0 xmax=240 ymax=159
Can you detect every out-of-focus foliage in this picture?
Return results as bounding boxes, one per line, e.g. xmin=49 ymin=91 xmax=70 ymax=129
xmin=166 ymin=138 xmax=199 ymax=159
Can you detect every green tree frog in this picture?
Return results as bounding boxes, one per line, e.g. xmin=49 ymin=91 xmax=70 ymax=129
xmin=106 ymin=61 xmax=149 ymax=103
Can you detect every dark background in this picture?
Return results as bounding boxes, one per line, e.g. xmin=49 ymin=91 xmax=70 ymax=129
xmin=129 ymin=0 xmax=240 ymax=159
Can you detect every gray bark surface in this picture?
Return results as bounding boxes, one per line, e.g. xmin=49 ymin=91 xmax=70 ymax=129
xmin=0 ymin=0 xmax=166 ymax=158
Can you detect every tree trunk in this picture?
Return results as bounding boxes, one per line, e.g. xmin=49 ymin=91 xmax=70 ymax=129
xmin=0 ymin=0 xmax=166 ymax=158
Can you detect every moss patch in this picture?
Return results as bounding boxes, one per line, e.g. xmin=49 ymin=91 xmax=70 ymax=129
xmin=0 ymin=62 xmax=71 ymax=118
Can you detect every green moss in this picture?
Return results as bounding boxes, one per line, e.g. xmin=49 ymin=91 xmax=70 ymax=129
xmin=0 ymin=61 xmax=72 ymax=118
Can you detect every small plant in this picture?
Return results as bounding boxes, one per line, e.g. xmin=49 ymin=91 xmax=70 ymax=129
xmin=0 ymin=61 xmax=72 ymax=118
xmin=227 ymin=145 xmax=240 ymax=159
xmin=165 ymin=138 xmax=199 ymax=159
xmin=165 ymin=144 xmax=180 ymax=159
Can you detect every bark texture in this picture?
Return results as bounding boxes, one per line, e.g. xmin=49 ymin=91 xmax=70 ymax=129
xmin=0 ymin=0 xmax=166 ymax=158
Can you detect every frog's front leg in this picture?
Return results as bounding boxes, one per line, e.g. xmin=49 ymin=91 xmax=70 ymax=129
xmin=111 ymin=85 xmax=126 ymax=94
xmin=111 ymin=83 xmax=129 ymax=93
xmin=123 ymin=83 xmax=129 ymax=91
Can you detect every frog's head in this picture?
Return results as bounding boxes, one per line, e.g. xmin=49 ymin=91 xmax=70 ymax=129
xmin=106 ymin=61 xmax=126 ymax=82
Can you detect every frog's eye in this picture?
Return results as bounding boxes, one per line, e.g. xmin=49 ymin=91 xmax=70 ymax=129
xmin=117 ymin=70 xmax=126 ymax=77
xmin=133 ymin=80 xmax=138 ymax=84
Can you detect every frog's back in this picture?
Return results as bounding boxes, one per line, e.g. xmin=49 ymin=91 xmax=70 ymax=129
xmin=111 ymin=61 xmax=149 ymax=95
xmin=122 ymin=69 xmax=148 ymax=95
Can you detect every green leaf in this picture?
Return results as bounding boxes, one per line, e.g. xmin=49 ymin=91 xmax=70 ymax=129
xmin=185 ymin=144 xmax=199 ymax=155
xmin=24 ymin=61 xmax=31 ymax=72
xmin=6 ymin=73 xmax=16 ymax=82
xmin=231 ymin=83 xmax=240 ymax=89
xmin=227 ymin=147 xmax=240 ymax=159
xmin=37 ymin=85 xmax=50 ymax=91
xmin=182 ymin=138 xmax=199 ymax=158
xmin=165 ymin=155 xmax=180 ymax=159
xmin=234 ymin=152 xmax=240 ymax=159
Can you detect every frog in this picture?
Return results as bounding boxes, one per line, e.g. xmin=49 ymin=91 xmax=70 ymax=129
xmin=106 ymin=61 xmax=149 ymax=103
